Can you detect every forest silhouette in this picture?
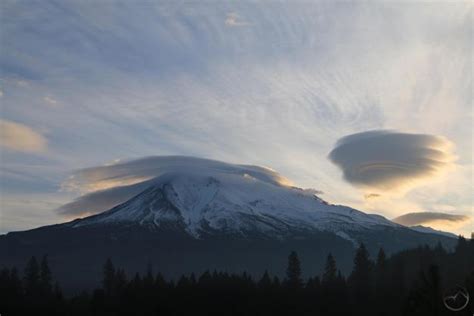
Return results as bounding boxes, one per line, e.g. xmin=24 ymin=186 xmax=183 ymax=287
xmin=1 ymin=236 xmax=473 ymax=316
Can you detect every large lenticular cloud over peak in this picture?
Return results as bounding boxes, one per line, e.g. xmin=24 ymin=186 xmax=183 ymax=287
xmin=58 ymin=156 xmax=293 ymax=216
xmin=328 ymin=130 xmax=456 ymax=192
xmin=63 ymin=155 xmax=291 ymax=193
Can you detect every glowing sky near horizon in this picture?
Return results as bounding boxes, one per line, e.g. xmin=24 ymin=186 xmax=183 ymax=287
xmin=0 ymin=1 xmax=472 ymax=236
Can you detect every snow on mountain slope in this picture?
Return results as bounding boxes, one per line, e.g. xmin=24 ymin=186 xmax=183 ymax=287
xmin=408 ymin=225 xmax=457 ymax=238
xmin=70 ymin=157 xmax=398 ymax=241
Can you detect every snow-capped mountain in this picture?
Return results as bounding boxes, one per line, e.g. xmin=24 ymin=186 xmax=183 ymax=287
xmin=0 ymin=157 xmax=456 ymax=290
xmin=66 ymin=159 xmax=397 ymax=244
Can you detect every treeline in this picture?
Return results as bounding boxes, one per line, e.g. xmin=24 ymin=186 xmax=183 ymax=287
xmin=1 ymin=236 xmax=473 ymax=316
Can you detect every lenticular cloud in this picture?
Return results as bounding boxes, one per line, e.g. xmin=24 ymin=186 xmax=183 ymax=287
xmin=392 ymin=212 xmax=469 ymax=227
xmin=57 ymin=156 xmax=292 ymax=216
xmin=328 ymin=130 xmax=455 ymax=192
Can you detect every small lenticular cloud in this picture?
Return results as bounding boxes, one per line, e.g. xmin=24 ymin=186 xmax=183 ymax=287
xmin=393 ymin=212 xmax=469 ymax=227
xmin=328 ymin=130 xmax=456 ymax=193
xmin=364 ymin=193 xmax=381 ymax=200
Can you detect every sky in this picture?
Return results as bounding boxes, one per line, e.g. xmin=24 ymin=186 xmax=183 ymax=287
xmin=0 ymin=1 xmax=472 ymax=236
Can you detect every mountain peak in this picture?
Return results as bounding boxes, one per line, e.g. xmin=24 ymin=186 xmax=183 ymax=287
xmin=69 ymin=167 xmax=396 ymax=241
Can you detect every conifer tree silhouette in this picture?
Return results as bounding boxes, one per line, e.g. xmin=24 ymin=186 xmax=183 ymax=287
xmin=23 ymin=256 xmax=40 ymax=297
xmin=102 ymin=258 xmax=116 ymax=296
xmin=349 ymin=243 xmax=373 ymax=312
xmin=40 ymin=255 xmax=52 ymax=295
xmin=286 ymin=251 xmax=303 ymax=288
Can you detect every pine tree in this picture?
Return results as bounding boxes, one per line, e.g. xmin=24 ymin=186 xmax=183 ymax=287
xmin=376 ymin=248 xmax=386 ymax=269
xmin=374 ymin=248 xmax=388 ymax=314
xmin=407 ymin=265 xmax=442 ymax=316
xmin=453 ymin=235 xmax=472 ymax=287
xmin=322 ymin=253 xmax=337 ymax=285
xmin=320 ymin=254 xmax=340 ymax=315
xmin=286 ymin=251 xmax=302 ymax=288
xmin=177 ymin=275 xmax=190 ymax=288
xmin=115 ymin=268 xmax=128 ymax=294
xmin=258 ymin=270 xmax=272 ymax=289
xmin=375 ymin=248 xmax=386 ymax=289
xmin=455 ymin=235 xmax=468 ymax=255
xmin=349 ymin=243 xmax=373 ymax=310
xmin=10 ymin=267 xmax=23 ymax=298
xmin=306 ymin=276 xmax=321 ymax=290
xmin=143 ymin=262 xmax=154 ymax=291
xmin=54 ymin=281 xmax=63 ymax=301
xmin=23 ymin=256 xmax=40 ymax=297
xmin=155 ymin=272 xmax=167 ymax=289
xmin=40 ymin=255 xmax=53 ymax=295
xmin=272 ymin=276 xmax=280 ymax=288
xmin=390 ymin=258 xmax=406 ymax=311
xmin=469 ymin=238 xmax=474 ymax=269
xmin=102 ymin=258 xmax=116 ymax=296
xmin=199 ymin=270 xmax=212 ymax=287
xmin=189 ymin=273 xmax=197 ymax=286
xmin=0 ymin=268 xmax=11 ymax=308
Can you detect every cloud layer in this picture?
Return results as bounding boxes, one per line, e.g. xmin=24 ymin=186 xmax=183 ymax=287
xmin=328 ymin=130 xmax=456 ymax=192
xmin=392 ymin=212 xmax=470 ymax=227
xmin=58 ymin=155 xmax=292 ymax=216
xmin=0 ymin=119 xmax=47 ymax=153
